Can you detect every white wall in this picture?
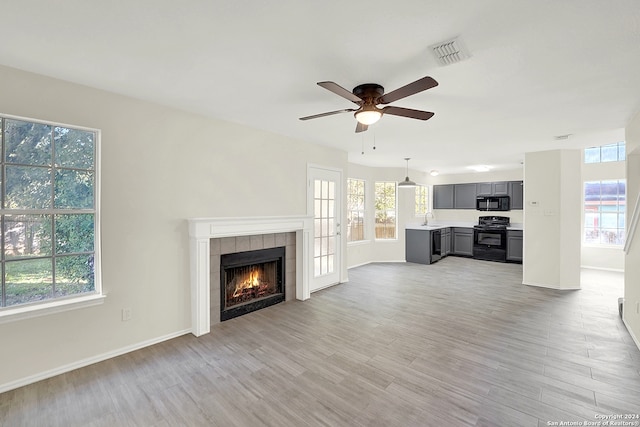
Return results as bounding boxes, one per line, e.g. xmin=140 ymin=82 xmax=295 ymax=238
xmin=523 ymin=150 xmax=582 ymax=289
xmin=624 ymin=112 xmax=640 ymax=348
xmin=0 ymin=65 xmax=348 ymax=389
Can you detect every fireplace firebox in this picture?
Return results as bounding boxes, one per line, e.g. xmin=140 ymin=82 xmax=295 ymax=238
xmin=220 ymin=246 xmax=285 ymax=321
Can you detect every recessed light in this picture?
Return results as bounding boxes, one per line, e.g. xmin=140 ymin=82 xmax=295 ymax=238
xmin=430 ymin=170 xmax=439 ymax=176
xmin=469 ymin=165 xmax=491 ymax=172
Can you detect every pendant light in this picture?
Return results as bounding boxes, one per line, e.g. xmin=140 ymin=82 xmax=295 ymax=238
xmin=398 ymin=157 xmax=416 ymax=188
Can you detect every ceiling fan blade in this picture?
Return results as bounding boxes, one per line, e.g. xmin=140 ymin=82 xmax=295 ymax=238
xmin=382 ymin=106 xmax=435 ymax=121
xmin=378 ymin=76 xmax=438 ymax=105
xmin=299 ymin=108 xmax=356 ymax=121
xmin=355 ymin=122 xmax=368 ymax=133
xmin=317 ymin=81 xmax=363 ymax=104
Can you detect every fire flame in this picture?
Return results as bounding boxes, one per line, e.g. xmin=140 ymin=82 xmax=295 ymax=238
xmin=232 ymin=268 xmax=261 ymax=298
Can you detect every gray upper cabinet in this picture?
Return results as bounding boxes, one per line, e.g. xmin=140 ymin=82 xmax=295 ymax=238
xmin=508 ymin=181 xmax=524 ymax=210
xmin=476 ymin=182 xmax=493 ymax=196
xmin=434 ymin=180 xmax=523 ymax=210
xmin=477 ymin=181 xmax=508 ymax=196
xmin=433 ymin=185 xmax=454 ymax=209
xmin=453 ymin=183 xmax=477 ymax=209
xmin=493 ymin=181 xmax=509 ymax=195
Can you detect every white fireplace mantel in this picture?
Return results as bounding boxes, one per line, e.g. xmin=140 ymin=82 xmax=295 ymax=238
xmin=188 ymin=215 xmax=313 ymax=336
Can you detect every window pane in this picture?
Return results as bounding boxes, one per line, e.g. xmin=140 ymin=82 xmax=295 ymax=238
xmin=618 ymin=143 xmax=626 ymax=161
xmin=55 ymin=214 xmax=94 ymax=254
xmin=601 ymin=144 xmax=618 ymax=162
xmin=54 ymin=169 xmax=94 ymax=209
xmin=54 ymin=127 xmax=95 ymax=170
xmin=584 ymin=147 xmax=600 ymax=163
xmin=5 ymin=258 xmax=53 ymax=307
xmin=583 ymin=179 xmax=625 ymax=246
xmin=600 ymin=229 xmax=620 ymax=245
xmin=0 ymin=115 xmax=99 ymax=309
xmin=5 ymin=165 xmax=52 ymax=209
xmin=4 ymin=214 xmax=52 ymax=259
xmin=601 ymin=213 xmax=618 ymax=228
xmin=55 ymin=254 xmax=95 ymax=297
xmin=584 ymin=228 xmax=599 ymax=243
xmin=4 ymin=119 xmax=52 ymax=166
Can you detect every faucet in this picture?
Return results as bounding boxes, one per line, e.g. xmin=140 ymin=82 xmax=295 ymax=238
xmin=423 ymin=212 xmax=434 ymax=226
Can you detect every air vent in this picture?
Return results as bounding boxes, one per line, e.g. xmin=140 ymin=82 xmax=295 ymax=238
xmin=430 ymin=37 xmax=470 ymax=66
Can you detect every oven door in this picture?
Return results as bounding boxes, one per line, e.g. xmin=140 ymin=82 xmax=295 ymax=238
xmin=473 ymin=228 xmax=507 ymax=262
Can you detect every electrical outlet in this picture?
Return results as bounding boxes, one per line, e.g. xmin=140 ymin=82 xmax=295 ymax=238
xmin=122 ymin=308 xmax=132 ymax=321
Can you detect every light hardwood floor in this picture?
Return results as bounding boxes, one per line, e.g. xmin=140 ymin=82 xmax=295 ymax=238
xmin=2 ymin=258 xmax=640 ymax=426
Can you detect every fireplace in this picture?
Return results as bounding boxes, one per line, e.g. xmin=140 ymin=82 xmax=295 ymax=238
xmin=188 ymin=216 xmax=312 ymax=336
xmin=220 ymin=246 xmax=285 ymax=321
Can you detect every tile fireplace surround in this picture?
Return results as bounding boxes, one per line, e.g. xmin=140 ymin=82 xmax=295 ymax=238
xmin=188 ymin=216 xmax=313 ymax=336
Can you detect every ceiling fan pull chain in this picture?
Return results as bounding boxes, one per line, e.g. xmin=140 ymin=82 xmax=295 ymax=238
xmin=361 ymin=133 xmax=365 ymax=155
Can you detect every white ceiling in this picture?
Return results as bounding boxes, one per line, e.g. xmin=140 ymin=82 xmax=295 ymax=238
xmin=1 ymin=0 xmax=639 ymax=174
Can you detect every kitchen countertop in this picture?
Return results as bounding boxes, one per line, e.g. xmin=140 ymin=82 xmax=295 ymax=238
xmin=406 ymin=222 xmax=523 ymax=231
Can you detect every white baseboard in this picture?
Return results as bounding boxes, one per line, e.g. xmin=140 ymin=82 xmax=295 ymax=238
xmin=0 ymin=328 xmax=191 ymax=394
xmin=623 ymin=316 xmax=640 ymax=352
xmin=580 ymin=265 xmax=625 ymax=273
xmin=348 ymin=261 xmax=372 ymax=269
xmin=348 ymin=260 xmax=408 ymax=270
xmin=522 ymin=281 xmax=581 ymax=290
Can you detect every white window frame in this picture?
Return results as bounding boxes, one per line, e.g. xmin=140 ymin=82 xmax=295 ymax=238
xmin=374 ymin=181 xmax=397 ymax=240
xmin=0 ymin=114 xmax=103 ymax=324
xmin=583 ymin=179 xmax=626 ymax=247
xmin=584 ymin=141 xmax=626 ymax=164
xmin=415 ymin=185 xmax=428 ymax=217
xmin=347 ymin=178 xmax=366 ymax=243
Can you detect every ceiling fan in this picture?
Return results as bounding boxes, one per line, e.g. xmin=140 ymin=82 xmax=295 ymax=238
xmin=299 ymin=76 xmax=438 ymax=133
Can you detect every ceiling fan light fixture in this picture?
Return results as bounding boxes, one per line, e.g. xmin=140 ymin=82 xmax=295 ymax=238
xmin=355 ymin=109 xmax=382 ymax=125
xmin=398 ymin=158 xmax=417 ymax=188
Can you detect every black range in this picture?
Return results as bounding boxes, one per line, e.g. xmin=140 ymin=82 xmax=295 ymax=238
xmin=473 ymin=216 xmax=510 ymax=262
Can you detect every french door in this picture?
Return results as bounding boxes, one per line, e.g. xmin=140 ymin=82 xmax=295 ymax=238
xmin=308 ymin=166 xmax=342 ymax=292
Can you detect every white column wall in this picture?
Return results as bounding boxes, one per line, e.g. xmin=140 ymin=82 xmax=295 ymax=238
xmin=523 ymin=150 xmax=581 ymax=289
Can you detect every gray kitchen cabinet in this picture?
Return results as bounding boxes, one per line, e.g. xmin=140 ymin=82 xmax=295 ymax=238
xmin=476 ymin=182 xmax=493 ymax=196
xmin=493 ymin=181 xmax=509 ymax=195
xmin=453 ymin=183 xmax=477 ymax=209
xmin=441 ymin=228 xmax=452 ymax=257
xmin=452 ymin=227 xmax=474 ymax=256
xmin=433 ymin=185 xmax=454 ymax=209
xmin=507 ymin=230 xmax=523 ymax=262
xmin=508 ymin=181 xmax=524 ymax=210
xmin=477 ymin=182 xmax=508 ymax=196
xmin=406 ymin=229 xmax=431 ymax=264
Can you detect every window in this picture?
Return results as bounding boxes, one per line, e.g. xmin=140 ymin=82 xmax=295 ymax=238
xmin=374 ymin=182 xmax=396 ymax=239
xmin=347 ymin=179 xmax=365 ymax=242
xmin=0 ymin=116 xmax=99 ymax=310
xmin=585 ymin=141 xmax=626 ymax=163
xmin=584 ymin=180 xmax=626 ymax=245
xmin=415 ymin=185 xmax=428 ymax=216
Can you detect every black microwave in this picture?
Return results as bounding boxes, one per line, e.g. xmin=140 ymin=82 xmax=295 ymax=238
xmin=476 ymin=196 xmax=510 ymax=211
